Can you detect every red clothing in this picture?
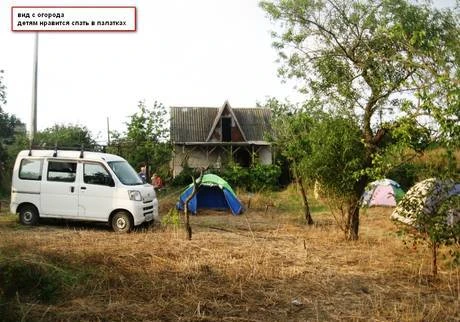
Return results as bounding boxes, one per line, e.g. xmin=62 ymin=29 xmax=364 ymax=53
xmin=152 ymin=176 xmax=163 ymax=189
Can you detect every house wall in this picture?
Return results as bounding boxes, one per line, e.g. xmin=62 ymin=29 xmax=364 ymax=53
xmin=172 ymin=146 xmax=221 ymax=177
xmin=259 ymin=146 xmax=272 ymax=165
xmin=172 ymin=145 xmax=272 ymax=177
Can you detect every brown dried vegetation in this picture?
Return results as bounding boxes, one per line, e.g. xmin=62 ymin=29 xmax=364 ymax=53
xmin=0 ymin=189 xmax=459 ymax=321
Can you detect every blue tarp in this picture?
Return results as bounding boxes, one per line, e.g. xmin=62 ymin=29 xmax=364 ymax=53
xmin=177 ymin=175 xmax=244 ymax=215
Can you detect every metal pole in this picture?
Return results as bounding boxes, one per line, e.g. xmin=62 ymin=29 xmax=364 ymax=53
xmin=107 ymin=117 xmax=110 ymax=145
xmin=29 ymin=32 xmax=39 ymax=143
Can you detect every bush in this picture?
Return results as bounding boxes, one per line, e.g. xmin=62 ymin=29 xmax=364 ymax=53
xmin=161 ymin=208 xmax=181 ymax=228
xmin=219 ymin=163 xmax=250 ymax=189
xmin=247 ymin=163 xmax=281 ymax=192
xmin=171 ymin=166 xmax=199 ymax=187
xmin=220 ymin=163 xmax=281 ymax=192
xmin=172 ymin=162 xmax=282 ymax=192
xmin=386 ymin=163 xmax=420 ymax=190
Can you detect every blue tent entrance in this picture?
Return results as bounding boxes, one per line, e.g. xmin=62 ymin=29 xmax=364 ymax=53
xmin=177 ymin=174 xmax=244 ymax=215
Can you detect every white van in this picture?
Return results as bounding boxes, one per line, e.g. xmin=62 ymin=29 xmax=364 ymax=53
xmin=10 ymin=149 xmax=159 ymax=232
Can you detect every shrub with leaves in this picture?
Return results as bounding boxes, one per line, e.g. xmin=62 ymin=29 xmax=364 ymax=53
xmin=392 ymin=179 xmax=460 ymax=275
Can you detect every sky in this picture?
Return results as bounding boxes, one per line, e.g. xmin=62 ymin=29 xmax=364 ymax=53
xmin=0 ymin=0 xmax=457 ymax=144
xmin=1 ymin=0 xmax=301 ymax=144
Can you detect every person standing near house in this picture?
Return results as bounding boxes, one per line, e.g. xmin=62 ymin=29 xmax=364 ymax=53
xmin=151 ymin=173 xmax=163 ymax=190
xmin=138 ymin=165 xmax=147 ymax=183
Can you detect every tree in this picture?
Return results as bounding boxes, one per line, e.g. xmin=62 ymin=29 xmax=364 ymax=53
xmin=261 ymin=0 xmax=460 ymax=240
xmin=0 ymin=70 xmax=24 ymax=144
xmin=394 ymin=179 xmax=460 ymax=276
xmin=300 ymin=111 xmax=367 ymax=236
xmin=34 ymin=124 xmax=97 ymax=149
xmin=266 ymin=98 xmax=314 ymax=224
xmin=0 ymin=70 xmax=26 ymax=195
xmin=268 ymin=98 xmax=367 ymax=233
xmin=109 ymin=100 xmax=172 ymax=182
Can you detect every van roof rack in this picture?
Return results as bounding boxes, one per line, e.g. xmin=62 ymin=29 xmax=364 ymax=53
xmin=27 ymin=144 xmax=106 ymax=153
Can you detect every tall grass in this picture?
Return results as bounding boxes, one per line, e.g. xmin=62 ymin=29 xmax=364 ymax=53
xmin=0 ymin=189 xmax=459 ymax=321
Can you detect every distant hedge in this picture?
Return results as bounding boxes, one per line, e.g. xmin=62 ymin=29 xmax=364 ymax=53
xmin=171 ymin=163 xmax=282 ymax=192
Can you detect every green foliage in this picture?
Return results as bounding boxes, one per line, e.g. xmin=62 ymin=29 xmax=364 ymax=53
xmin=302 ymin=113 xmax=366 ymax=198
xmin=107 ymin=100 xmax=172 ymax=182
xmin=161 ymin=208 xmax=181 ymax=228
xmin=395 ymin=181 xmax=460 ymax=272
xmin=427 ymin=195 xmax=460 ymax=247
xmin=219 ymin=162 xmax=249 ymax=189
xmin=0 ymin=71 xmax=27 ymax=196
xmin=386 ymin=162 xmax=419 ymax=190
xmin=219 ymin=162 xmax=281 ymax=192
xmin=34 ymin=124 xmax=97 ymax=149
xmin=170 ymin=165 xmax=198 ymax=186
xmin=268 ymin=98 xmax=366 ymax=199
xmin=261 ymin=0 xmax=460 ymax=239
xmin=0 ymin=70 xmax=5 ymax=106
xmin=171 ymin=158 xmax=282 ymax=192
xmin=248 ymin=163 xmax=282 ymax=192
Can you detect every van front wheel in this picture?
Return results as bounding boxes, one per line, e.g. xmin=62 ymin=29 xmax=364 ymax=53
xmin=19 ymin=205 xmax=39 ymax=226
xmin=111 ymin=211 xmax=132 ymax=233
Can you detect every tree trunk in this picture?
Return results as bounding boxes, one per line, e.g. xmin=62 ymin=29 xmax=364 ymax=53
xmin=298 ymin=176 xmax=313 ymax=225
xmin=345 ymin=176 xmax=368 ymax=240
xmin=346 ymin=201 xmax=360 ymax=240
xmin=291 ymin=162 xmax=313 ymax=225
xmin=432 ymin=241 xmax=438 ymax=277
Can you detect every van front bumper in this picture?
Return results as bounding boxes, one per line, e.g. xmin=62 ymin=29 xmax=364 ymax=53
xmin=131 ymin=199 xmax=158 ymax=226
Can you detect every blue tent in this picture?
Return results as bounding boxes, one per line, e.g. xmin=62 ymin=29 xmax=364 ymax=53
xmin=177 ymin=174 xmax=244 ymax=215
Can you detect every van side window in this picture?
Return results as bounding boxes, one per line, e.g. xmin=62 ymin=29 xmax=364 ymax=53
xmin=47 ymin=161 xmax=77 ymax=182
xmin=84 ymin=163 xmax=112 ymax=186
xmin=19 ymin=159 xmax=43 ymax=180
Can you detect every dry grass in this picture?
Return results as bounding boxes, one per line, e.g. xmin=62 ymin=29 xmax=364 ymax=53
xmin=0 ymin=189 xmax=459 ymax=321
xmin=412 ymin=148 xmax=460 ymax=172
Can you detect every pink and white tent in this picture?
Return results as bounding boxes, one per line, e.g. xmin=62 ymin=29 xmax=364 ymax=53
xmin=361 ymin=179 xmax=405 ymax=207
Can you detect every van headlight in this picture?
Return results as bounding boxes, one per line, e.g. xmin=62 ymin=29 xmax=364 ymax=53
xmin=128 ymin=190 xmax=142 ymax=201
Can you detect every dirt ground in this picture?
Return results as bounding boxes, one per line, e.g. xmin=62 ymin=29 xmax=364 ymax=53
xmin=0 ymin=193 xmax=459 ymax=321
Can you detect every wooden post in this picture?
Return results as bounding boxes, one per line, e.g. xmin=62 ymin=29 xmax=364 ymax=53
xmin=432 ymin=241 xmax=438 ymax=277
xmin=184 ymin=169 xmax=204 ymax=240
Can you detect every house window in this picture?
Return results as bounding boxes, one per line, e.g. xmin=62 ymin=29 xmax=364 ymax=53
xmin=222 ymin=117 xmax=231 ymax=142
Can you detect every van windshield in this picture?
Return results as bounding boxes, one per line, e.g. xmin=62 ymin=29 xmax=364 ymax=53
xmin=108 ymin=161 xmax=144 ymax=186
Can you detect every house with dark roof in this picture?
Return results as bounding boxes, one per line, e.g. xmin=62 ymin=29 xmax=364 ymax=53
xmin=170 ymin=101 xmax=272 ymax=177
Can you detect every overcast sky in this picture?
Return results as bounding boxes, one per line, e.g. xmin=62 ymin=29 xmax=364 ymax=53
xmin=1 ymin=0 xmax=456 ymax=144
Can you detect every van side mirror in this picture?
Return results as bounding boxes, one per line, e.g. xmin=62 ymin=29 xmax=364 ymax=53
xmin=108 ymin=177 xmax=115 ymax=187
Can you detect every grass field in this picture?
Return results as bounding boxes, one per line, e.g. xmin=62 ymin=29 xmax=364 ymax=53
xmin=0 ymin=188 xmax=459 ymax=321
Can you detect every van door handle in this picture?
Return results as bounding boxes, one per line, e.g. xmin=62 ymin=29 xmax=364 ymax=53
xmin=70 ymin=186 xmax=75 ymax=193
xmin=81 ymin=187 xmax=87 ymax=190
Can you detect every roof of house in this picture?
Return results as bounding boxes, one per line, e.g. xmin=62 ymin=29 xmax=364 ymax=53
xmin=170 ymin=101 xmax=271 ymax=144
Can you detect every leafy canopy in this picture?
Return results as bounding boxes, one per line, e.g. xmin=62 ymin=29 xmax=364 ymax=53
xmin=34 ymin=124 xmax=97 ymax=149
xmin=108 ymin=100 xmax=172 ymax=178
xmin=261 ymin=0 xmax=460 ymax=239
xmin=261 ymin=0 xmax=459 ymax=149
